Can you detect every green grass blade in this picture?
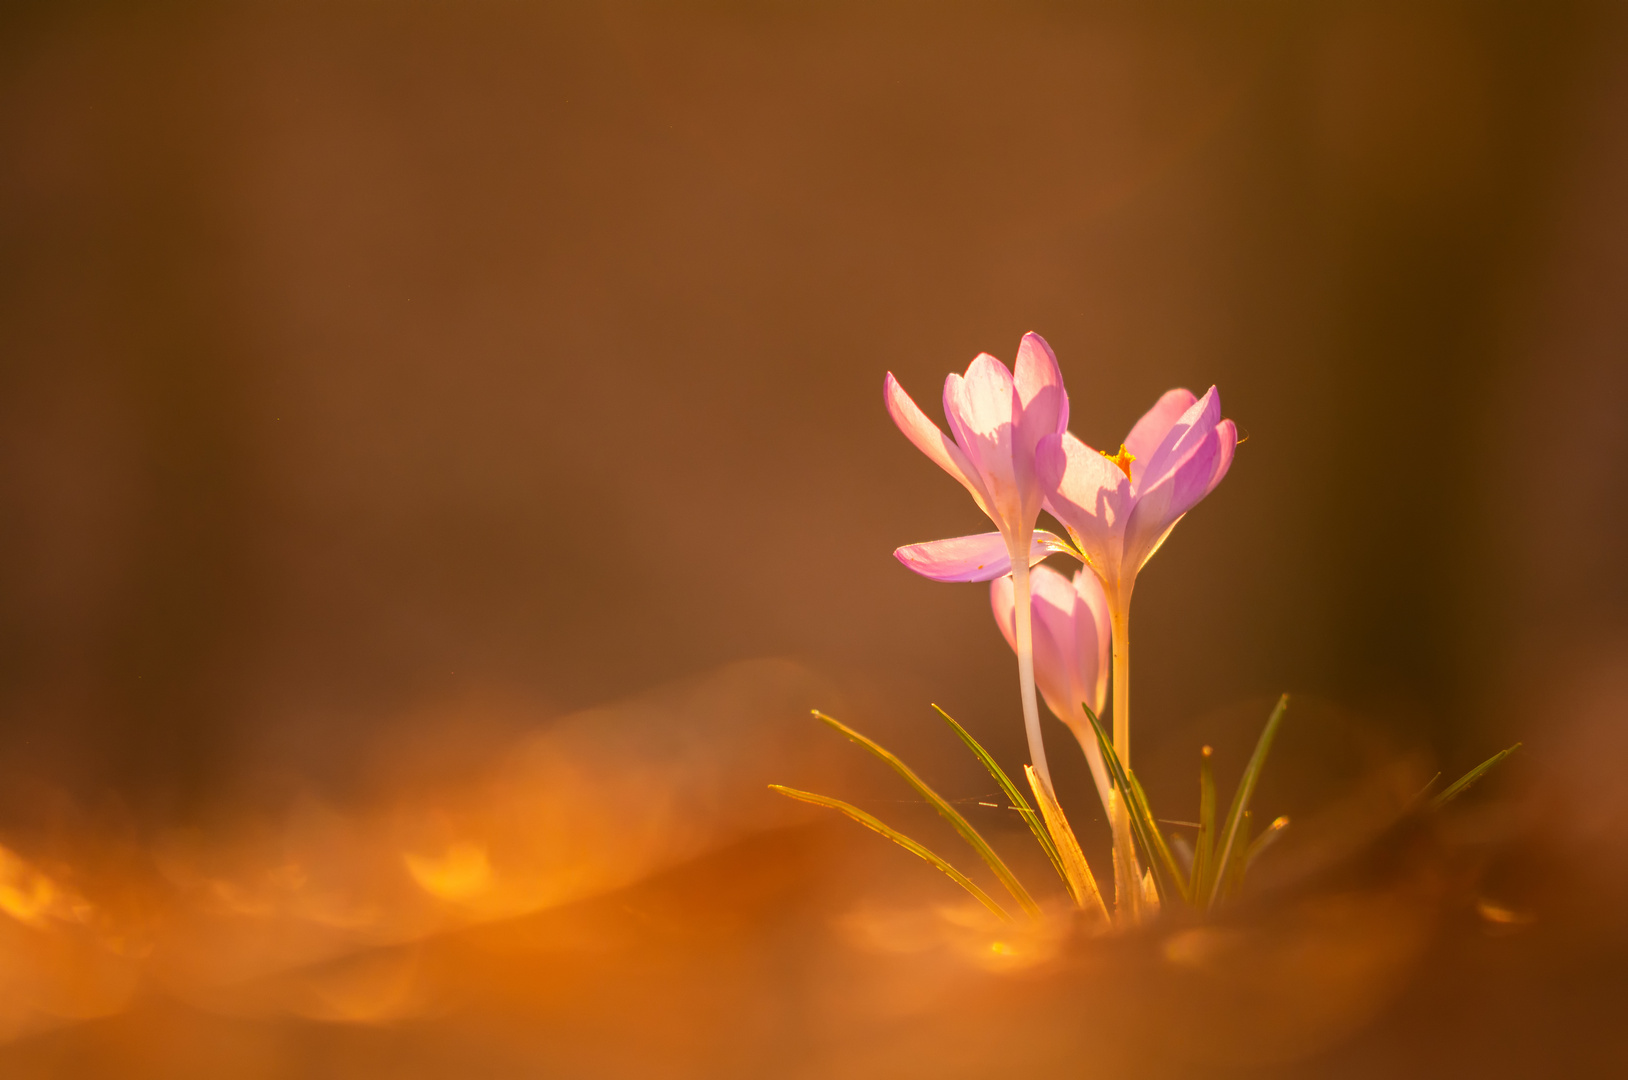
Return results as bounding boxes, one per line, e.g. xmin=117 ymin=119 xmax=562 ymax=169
xmin=1024 ymin=765 xmax=1109 ymax=921
xmin=1246 ymin=815 xmax=1289 ymax=867
xmin=769 ymin=785 xmax=1011 ymax=922
xmin=1082 ymin=703 xmax=1190 ymax=905
xmin=1223 ymin=809 xmax=1252 ymax=900
xmin=1193 ymin=746 xmax=1216 ymax=899
xmin=811 ymin=710 xmax=1042 ymax=920
xmin=931 ymin=704 xmax=1069 ymax=893
xmin=1430 ymin=743 xmax=1521 ymax=811
xmin=1206 ymin=694 xmax=1289 ymax=910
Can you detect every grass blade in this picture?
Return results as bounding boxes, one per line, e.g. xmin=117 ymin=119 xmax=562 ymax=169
xmin=1024 ymin=766 xmax=1109 ymax=921
xmin=1223 ymin=810 xmax=1252 ymax=900
xmin=1206 ymin=694 xmax=1289 ymax=910
xmin=932 ymin=704 xmax=1069 ymax=893
xmin=1246 ymin=815 xmax=1289 ymax=867
xmin=1430 ymin=743 xmax=1521 ymax=811
xmin=812 ymin=710 xmax=1041 ymax=920
xmin=1193 ymin=746 xmax=1216 ymax=899
xmin=769 ymin=785 xmax=1011 ymax=921
xmin=1082 ymin=703 xmax=1190 ymax=905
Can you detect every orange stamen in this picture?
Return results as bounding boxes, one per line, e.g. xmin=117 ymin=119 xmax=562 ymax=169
xmin=1102 ymin=443 xmax=1136 ymax=480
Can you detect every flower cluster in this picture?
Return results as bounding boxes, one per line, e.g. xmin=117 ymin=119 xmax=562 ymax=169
xmin=777 ymin=335 xmax=1509 ymax=926
xmin=886 ymin=332 xmax=1236 ymax=907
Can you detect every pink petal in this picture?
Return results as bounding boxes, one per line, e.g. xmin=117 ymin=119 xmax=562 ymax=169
xmin=990 ymin=573 xmax=1018 ymax=650
xmin=1028 ymin=564 xmax=1082 ymax=704
xmin=959 ymin=353 xmax=1019 ymax=440
xmin=1013 ymin=332 xmax=1069 ymax=438
xmin=1203 ymin=418 xmax=1238 ymax=499
xmin=1123 ymin=388 xmax=1198 ymax=485
xmin=1135 ymin=386 xmax=1223 ymax=494
xmin=884 ymin=372 xmax=994 ymax=517
xmin=990 ymin=566 xmax=1077 ymax=722
xmin=1038 ymin=431 xmax=1130 ymax=575
xmin=991 ymin=565 xmax=1114 ymax=813
xmin=1012 ymin=332 xmax=1069 ymax=517
xmin=895 ymin=530 xmax=1073 ymax=583
xmin=948 ymin=356 xmax=1022 ymax=529
xmin=1122 ymin=423 xmax=1225 ymax=573
xmin=1070 ymin=566 xmax=1112 ymax=718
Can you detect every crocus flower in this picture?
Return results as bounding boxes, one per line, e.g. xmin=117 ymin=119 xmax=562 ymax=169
xmin=885 ymin=332 xmax=1072 ymax=789
xmin=883 ymin=333 xmax=1072 ymax=585
xmin=1038 ymin=386 xmax=1236 ymax=918
xmin=1036 ymin=386 xmax=1236 ymax=606
xmin=990 ymin=564 xmax=1113 ymax=814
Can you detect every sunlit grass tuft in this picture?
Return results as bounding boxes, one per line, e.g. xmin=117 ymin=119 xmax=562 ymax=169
xmin=774 ymin=699 xmax=1521 ymax=927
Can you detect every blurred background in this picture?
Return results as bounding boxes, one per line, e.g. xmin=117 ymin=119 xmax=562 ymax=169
xmin=2 ymin=0 xmax=1627 ymax=1076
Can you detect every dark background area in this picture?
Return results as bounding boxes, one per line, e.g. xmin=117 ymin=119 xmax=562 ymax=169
xmin=1 ymin=0 xmax=1626 ymax=843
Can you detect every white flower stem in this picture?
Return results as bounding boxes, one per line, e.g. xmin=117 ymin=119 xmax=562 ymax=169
xmin=1011 ymin=557 xmax=1054 ymax=795
xmin=1108 ymin=591 xmax=1143 ymax=920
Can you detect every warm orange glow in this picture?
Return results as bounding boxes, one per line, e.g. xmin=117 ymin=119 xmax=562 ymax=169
xmin=405 ymin=842 xmax=493 ymax=902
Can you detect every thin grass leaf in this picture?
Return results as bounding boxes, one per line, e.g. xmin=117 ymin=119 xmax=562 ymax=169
xmin=932 ymin=704 xmax=1069 ymax=892
xmin=1082 ymin=703 xmax=1190 ymax=905
xmin=1430 ymin=743 xmax=1521 ymax=811
xmin=1127 ymin=768 xmax=1191 ymax=903
xmin=1193 ymin=745 xmax=1216 ymax=899
xmin=1223 ymin=809 xmax=1252 ymax=900
xmin=1246 ymin=815 xmax=1289 ymax=867
xmin=1205 ymin=694 xmax=1289 ymax=910
xmin=811 ymin=710 xmax=1041 ymax=920
xmin=769 ymin=785 xmax=1011 ymax=922
xmin=1024 ymin=765 xmax=1110 ymax=921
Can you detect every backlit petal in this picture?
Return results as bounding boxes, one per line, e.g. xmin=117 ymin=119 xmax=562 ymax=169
xmin=1038 ymin=431 xmax=1130 ymax=579
xmin=884 ymin=372 xmax=994 ymax=518
xmin=894 ymin=530 xmax=1073 ymax=583
xmin=1203 ymin=418 xmax=1238 ymax=499
xmin=1013 ymin=332 xmax=1069 ymax=437
xmin=1135 ymin=386 xmax=1222 ymax=494
xmin=1012 ymin=332 xmax=1069 ymax=520
xmin=991 ymin=565 xmax=1113 ymax=814
xmin=1122 ymin=423 xmax=1224 ymax=573
xmin=990 ymin=566 xmax=1077 ymax=722
xmin=1123 ymin=388 xmax=1197 ymax=486
xmin=953 ymin=355 xmax=1023 ymax=530
xmin=1070 ymin=566 xmax=1112 ymax=721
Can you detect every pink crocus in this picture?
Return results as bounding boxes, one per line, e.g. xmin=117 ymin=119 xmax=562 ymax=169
xmin=1038 ymin=386 xmax=1235 ymax=917
xmin=884 ymin=332 xmax=1071 ymax=789
xmin=1037 ymin=385 xmax=1236 ymax=774
xmin=1037 ymin=387 xmax=1236 ymax=607
xmin=990 ymin=564 xmax=1113 ymax=815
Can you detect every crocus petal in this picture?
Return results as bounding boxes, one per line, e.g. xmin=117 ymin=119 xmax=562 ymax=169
xmin=894 ymin=530 xmax=1074 ymax=583
xmin=1070 ymin=566 xmax=1112 ymax=719
xmin=1013 ymin=332 xmax=1069 ymax=438
xmin=1135 ymin=386 xmax=1223 ymax=494
xmin=1203 ymin=418 xmax=1238 ymax=499
xmin=1038 ymin=431 xmax=1131 ymax=579
xmin=991 ymin=566 xmax=1078 ymax=719
xmin=1123 ymin=388 xmax=1197 ymax=486
xmin=947 ymin=356 xmax=1024 ymax=533
xmin=884 ymin=372 xmax=995 ymax=518
xmin=991 ymin=565 xmax=1114 ymax=813
xmin=1122 ymin=423 xmax=1226 ymax=574
xmin=1012 ymin=332 xmax=1069 ymax=520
